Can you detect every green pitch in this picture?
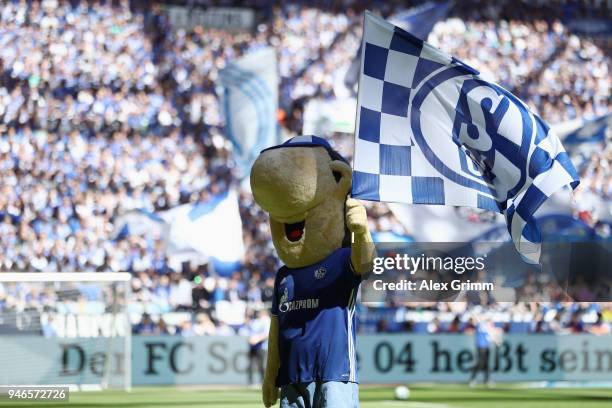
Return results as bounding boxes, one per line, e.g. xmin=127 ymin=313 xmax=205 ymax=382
xmin=3 ymin=385 xmax=611 ymax=408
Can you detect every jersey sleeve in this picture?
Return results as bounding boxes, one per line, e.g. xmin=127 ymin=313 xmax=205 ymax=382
xmin=345 ymin=248 xmax=363 ymax=285
xmin=344 ymin=248 xmax=361 ymax=310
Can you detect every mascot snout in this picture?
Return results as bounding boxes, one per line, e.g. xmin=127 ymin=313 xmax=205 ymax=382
xmin=251 ymin=147 xmax=322 ymax=220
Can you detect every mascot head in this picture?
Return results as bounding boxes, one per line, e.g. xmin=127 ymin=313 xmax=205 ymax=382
xmin=250 ymin=136 xmax=352 ymax=268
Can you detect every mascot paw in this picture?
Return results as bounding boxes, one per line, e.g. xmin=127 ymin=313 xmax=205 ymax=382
xmin=346 ymin=197 xmax=368 ymax=235
xmin=262 ymin=380 xmax=279 ymax=407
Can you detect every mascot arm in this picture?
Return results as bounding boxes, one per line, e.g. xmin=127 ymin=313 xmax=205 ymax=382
xmin=345 ymin=197 xmax=375 ymax=276
xmin=262 ymin=315 xmax=280 ymax=407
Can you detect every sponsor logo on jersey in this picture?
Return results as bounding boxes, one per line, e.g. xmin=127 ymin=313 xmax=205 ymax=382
xmin=279 ymin=297 xmax=320 ymax=313
xmin=314 ymin=267 xmax=327 ymax=280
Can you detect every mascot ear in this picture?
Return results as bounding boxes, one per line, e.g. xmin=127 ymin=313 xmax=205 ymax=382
xmin=329 ymin=160 xmax=352 ymax=197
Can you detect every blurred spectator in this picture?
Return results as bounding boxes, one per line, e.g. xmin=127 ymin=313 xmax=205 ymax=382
xmin=193 ymin=313 xmax=216 ymax=336
xmin=469 ymin=317 xmax=498 ymax=387
xmin=41 ymin=315 xmax=58 ymax=337
xmin=134 ymin=313 xmax=156 ymax=335
xmin=242 ymin=309 xmax=271 ymax=385
xmin=589 ymin=312 xmax=611 ymax=335
xmin=169 ymin=273 xmax=193 ymax=311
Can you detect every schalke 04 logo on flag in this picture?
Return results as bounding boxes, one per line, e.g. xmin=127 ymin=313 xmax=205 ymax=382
xmin=352 ymin=12 xmax=580 ymax=263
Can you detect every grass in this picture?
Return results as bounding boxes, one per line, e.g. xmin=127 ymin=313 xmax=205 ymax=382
xmin=2 ymin=384 xmax=611 ymax=408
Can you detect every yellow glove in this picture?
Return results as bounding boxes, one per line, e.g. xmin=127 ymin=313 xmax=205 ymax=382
xmin=346 ymin=197 xmax=375 ymax=275
xmin=346 ymin=197 xmax=369 ymax=235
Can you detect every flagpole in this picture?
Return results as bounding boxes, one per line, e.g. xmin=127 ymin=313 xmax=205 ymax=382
xmin=350 ymin=11 xmax=371 ymax=198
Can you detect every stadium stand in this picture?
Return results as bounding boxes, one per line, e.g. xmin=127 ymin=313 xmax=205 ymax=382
xmin=0 ymin=0 xmax=609 ymax=338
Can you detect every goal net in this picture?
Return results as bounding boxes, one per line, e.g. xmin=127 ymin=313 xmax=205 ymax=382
xmin=0 ymin=273 xmax=132 ymax=391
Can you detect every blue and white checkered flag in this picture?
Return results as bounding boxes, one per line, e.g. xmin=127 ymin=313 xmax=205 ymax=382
xmin=352 ymin=12 xmax=580 ymax=263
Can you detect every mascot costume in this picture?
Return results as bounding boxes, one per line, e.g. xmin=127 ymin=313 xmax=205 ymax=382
xmin=250 ymin=135 xmax=375 ymax=408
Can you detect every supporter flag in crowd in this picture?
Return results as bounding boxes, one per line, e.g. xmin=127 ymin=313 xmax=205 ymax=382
xmin=220 ymin=47 xmax=279 ymax=178
xmin=113 ymin=211 xmax=166 ymax=241
xmin=161 ymin=189 xmax=245 ymax=273
xmin=113 ymin=190 xmax=245 ymax=274
xmin=388 ymin=0 xmax=453 ymax=38
xmin=562 ymin=113 xmax=611 ymax=147
xmin=344 ymin=1 xmax=452 ymax=90
xmin=352 ymin=12 xmax=580 ymax=263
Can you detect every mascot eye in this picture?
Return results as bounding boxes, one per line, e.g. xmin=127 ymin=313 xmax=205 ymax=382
xmin=332 ymin=170 xmax=342 ymax=183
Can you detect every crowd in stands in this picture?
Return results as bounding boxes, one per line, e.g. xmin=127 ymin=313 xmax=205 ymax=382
xmin=367 ymin=302 xmax=610 ymax=335
xmin=429 ymin=19 xmax=566 ymax=96
xmin=428 ymin=15 xmax=609 ymax=122
xmin=276 ymin=5 xmax=351 ymax=106
xmin=528 ymin=34 xmax=610 ymax=123
xmin=573 ymin=143 xmax=611 ymax=229
xmin=0 ymin=0 xmax=609 ymax=337
xmin=581 ymin=145 xmax=610 ymax=200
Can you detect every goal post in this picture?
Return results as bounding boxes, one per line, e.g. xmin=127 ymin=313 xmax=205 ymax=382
xmin=0 ymin=272 xmax=132 ymax=391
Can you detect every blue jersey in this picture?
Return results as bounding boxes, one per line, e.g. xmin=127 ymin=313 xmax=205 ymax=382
xmin=271 ymin=248 xmax=360 ymax=386
xmin=475 ymin=323 xmax=492 ymax=348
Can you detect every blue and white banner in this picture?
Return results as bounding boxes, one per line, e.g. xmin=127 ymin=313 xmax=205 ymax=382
xmin=112 ymin=210 xmax=166 ymax=241
xmin=352 ymin=12 xmax=580 ymax=263
xmin=389 ymin=0 xmax=453 ymax=40
xmin=563 ymin=113 xmax=610 ymax=146
xmin=565 ymin=18 xmax=612 ymax=37
xmin=113 ymin=191 xmax=245 ymax=272
xmin=161 ymin=189 xmax=245 ymax=268
xmin=220 ymin=47 xmax=279 ymax=178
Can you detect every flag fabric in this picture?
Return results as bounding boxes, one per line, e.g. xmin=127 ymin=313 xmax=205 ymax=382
xmin=161 ymin=189 xmax=245 ymax=272
xmin=112 ymin=210 xmax=166 ymax=241
xmin=563 ymin=113 xmax=610 ymax=146
xmin=352 ymin=12 xmax=580 ymax=263
xmin=389 ymin=0 xmax=453 ymax=40
xmin=113 ymin=190 xmax=245 ymax=274
xmin=344 ymin=1 xmax=452 ymax=90
xmin=220 ymin=47 xmax=279 ymax=178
